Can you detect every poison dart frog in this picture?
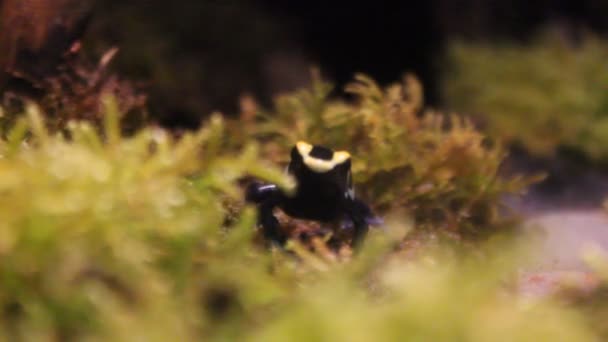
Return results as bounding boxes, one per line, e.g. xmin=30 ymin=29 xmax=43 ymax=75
xmin=246 ymin=141 xmax=379 ymax=248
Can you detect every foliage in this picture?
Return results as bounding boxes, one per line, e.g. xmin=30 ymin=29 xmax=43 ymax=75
xmin=230 ymin=73 xmax=537 ymax=240
xmin=252 ymin=242 xmax=597 ymax=342
xmin=444 ymin=30 xmax=608 ymax=160
xmin=0 ymin=99 xmax=291 ymax=340
xmin=0 ymin=101 xmax=597 ymax=339
xmin=1 ymin=48 xmax=147 ymax=135
xmin=86 ymin=0 xmax=292 ymax=126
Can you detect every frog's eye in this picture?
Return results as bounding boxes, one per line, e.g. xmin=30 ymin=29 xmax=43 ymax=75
xmin=295 ymin=141 xmax=351 ymax=173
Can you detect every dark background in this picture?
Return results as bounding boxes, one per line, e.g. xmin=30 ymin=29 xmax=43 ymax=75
xmin=257 ymin=0 xmax=608 ymax=102
xmin=3 ymin=0 xmax=608 ymax=126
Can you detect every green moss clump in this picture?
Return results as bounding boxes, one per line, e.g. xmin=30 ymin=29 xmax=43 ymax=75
xmin=444 ymin=30 xmax=608 ymax=160
xmin=0 ymin=93 xmax=598 ymax=340
xmin=0 ymin=99 xmax=291 ymax=340
xmin=251 ymin=245 xmax=597 ymax=342
xmin=230 ymin=73 xmax=536 ymax=240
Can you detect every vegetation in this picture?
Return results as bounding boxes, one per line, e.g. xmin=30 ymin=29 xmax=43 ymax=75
xmin=230 ymin=73 xmax=538 ymax=242
xmin=0 ymin=70 xmax=603 ymax=340
xmin=0 ymin=98 xmax=292 ymax=340
xmin=443 ymin=30 xmax=608 ymax=161
xmin=2 ymin=1 xmax=608 ymax=338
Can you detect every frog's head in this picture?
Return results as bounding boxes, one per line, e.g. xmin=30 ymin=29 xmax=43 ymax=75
xmin=288 ymin=141 xmax=353 ymax=198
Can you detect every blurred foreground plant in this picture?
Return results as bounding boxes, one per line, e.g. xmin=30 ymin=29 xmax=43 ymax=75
xmin=0 ymin=97 xmax=598 ymax=340
xmin=0 ymin=98 xmax=291 ymax=340
xmin=444 ymin=30 xmax=608 ymax=160
xmin=252 ymin=239 xmax=597 ymax=342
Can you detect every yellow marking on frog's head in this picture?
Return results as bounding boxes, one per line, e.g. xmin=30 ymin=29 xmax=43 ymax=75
xmin=295 ymin=141 xmax=350 ymax=173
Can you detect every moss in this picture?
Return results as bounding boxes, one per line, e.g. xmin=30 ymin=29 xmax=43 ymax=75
xmin=444 ymin=29 xmax=608 ymax=161
xmin=0 ymin=100 xmax=291 ymax=339
xmin=1 ymin=49 xmax=147 ymax=136
xmin=0 ymin=73 xmax=598 ymax=340
xmin=229 ymin=73 xmax=538 ymax=241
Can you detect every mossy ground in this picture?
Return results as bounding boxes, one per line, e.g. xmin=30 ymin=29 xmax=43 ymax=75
xmin=0 ymin=63 xmax=605 ymax=339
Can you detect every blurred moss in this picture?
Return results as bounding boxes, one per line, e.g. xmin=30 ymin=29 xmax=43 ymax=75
xmin=251 ymin=244 xmax=597 ymax=342
xmin=0 ymin=100 xmax=291 ymax=340
xmin=444 ymin=29 xmax=608 ymax=161
xmin=9 ymin=57 xmax=608 ymax=341
xmin=0 ymin=89 xmax=599 ymax=340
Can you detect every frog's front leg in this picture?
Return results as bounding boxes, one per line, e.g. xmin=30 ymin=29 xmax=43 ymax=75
xmin=245 ymin=183 xmax=287 ymax=246
xmin=345 ymin=198 xmax=374 ymax=249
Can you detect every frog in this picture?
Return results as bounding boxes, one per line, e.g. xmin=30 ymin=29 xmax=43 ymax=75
xmin=246 ymin=141 xmax=379 ymax=249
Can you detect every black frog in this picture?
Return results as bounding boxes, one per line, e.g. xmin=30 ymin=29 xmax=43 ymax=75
xmin=246 ymin=141 xmax=378 ymax=248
